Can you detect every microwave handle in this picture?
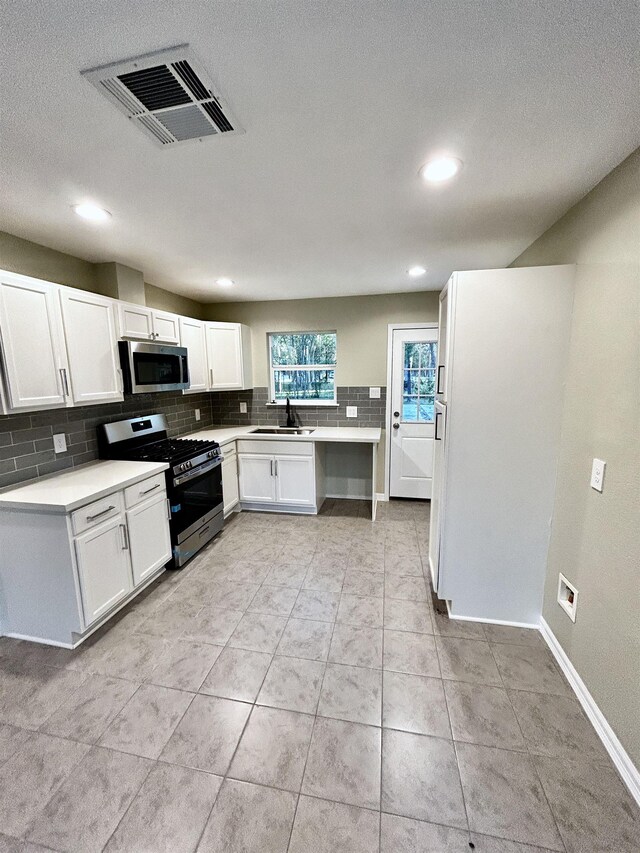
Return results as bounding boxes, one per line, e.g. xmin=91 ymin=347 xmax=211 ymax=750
xmin=181 ymin=354 xmax=190 ymax=387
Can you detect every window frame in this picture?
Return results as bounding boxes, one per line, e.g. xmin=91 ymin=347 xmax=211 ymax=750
xmin=401 ymin=340 xmax=437 ymax=424
xmin=267 ymin=330 xmax=338 ymax=406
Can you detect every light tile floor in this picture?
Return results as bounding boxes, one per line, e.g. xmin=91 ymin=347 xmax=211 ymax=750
xmin=0 ymin=498 xmax=638 ymax=852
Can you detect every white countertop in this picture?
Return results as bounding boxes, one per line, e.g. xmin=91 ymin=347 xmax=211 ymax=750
xmin=0 ymin=460 xmax=169 ymax=513
xmin=183 ymin=425 xmax=382 ymax=445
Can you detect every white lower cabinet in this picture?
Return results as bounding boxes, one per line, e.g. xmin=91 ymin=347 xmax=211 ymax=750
xmin=126 ymin=492 xmax=172 ymax=586
xmin=274 ymin=456 xmax=315 ymax=506
xmin=239 ymin=454 xmax=277 ymax=503
xmin=238 ymin=441 xmax=320 ymax=512
xmin=75 ymin=515 xmax=133 ymax=624
xmin=221 ymin=443 xmax=240 ymax=515
xmin=0 ymin=470 xmax=172 ymax=648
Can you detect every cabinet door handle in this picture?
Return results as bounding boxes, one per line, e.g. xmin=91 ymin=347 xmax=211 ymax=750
xmin=209 ymin=367 xmax=214 ymax=387
xmin=120 ymin=523 xmax=129 ymax=550
xmin=140 ymin=482 xmax=161 ymax=496
xmin=59 ymin=368 xmax=70 ymax=397
xmin=274 ymin=459 xmax=278 ymax=476
xmin=166 ymin=498 xmax=172 ymax=520
xmin=436 ymin=365 xmax=445 ymax=394
xmin=435 ymin=411 xmax=443 ymax=441
xmin=270 ymin=459 xmax=274 ymax=477
xmin=86 ymin=505 xmax=115 ymax=522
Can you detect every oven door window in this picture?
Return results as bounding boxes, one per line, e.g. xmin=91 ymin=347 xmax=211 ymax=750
xmin=133 ymin=352 xmax=182 ymax=387
xmin=171 ymin=464 xmax=223 ymax=538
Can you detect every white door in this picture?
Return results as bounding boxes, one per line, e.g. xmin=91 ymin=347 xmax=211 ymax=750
xmin=74 ymin=516 xmax=133 ymax=625
xmin=275 ymin=455 xmax=315 ymax=506
xmin=152 ymin=311 xmax=181 ymax=345
xmin=118 ymin=303 xmax=154 ymax=340
xmin=126 ymin=493 xmax=172 ymax=586
xmin=0 ymin=274 xmax=68 ymax=410
xmin=179 ymin=317 xmax=208 ymax=392
xmin=206 ymin=323 xmax=243 ymax=390
xmin=389 ymin=327 xmax=438 ymax=499
xmin=59 ymin=290 xmax=123 ymax=404
xmin=222 ymin=450 xmax=240 ymax=515
xmin=238 ymin=454 xmax=276 ymax=503
xmin=428 ymin=400 xmax=447 ymax=590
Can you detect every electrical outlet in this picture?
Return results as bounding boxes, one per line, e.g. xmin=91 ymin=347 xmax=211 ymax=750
xmin=194 ymin=408 xmax=201 ymax=421
xmin=53 ymin=433 xmax=67 ymax=454
xmin=240 ymin=402 xmax=248 ymax=414
xmin=346 ymin=406 xmax=358 ymax=418
xmin=369 ymin=387 xmax=381 ymax=399
xmin=590 ymin=458 xmax=605 ymax=492
xmin=557 ymin=573 xmax=578 ymax=622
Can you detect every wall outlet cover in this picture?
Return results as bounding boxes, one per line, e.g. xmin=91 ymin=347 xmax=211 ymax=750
xmin=194 ymin=408 xmax=201 ymax=421
xmin=346 ymin=406 xmax=358 ymax=418
xmin=590 ymin=458 xmax=605 ymax=492
xmin=240 ymin=402 xmax=248 ymax=414
xmin=369 ymin=387 xmax=381 ymax=399
xmin=53 ymin=433 xmax=67 ymax=454
xmin=557 ymin=573 xmax=578 ymax=622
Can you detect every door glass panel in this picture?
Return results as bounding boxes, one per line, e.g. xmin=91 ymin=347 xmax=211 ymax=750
xmin=403 ymin=395 xmax=418 ymax=421
xmin=401 ymin=342 xmax=437 ymax=422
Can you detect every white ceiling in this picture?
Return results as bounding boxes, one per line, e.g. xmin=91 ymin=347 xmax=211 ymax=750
xmin=1 ymin=1 xmax=638 ymax=303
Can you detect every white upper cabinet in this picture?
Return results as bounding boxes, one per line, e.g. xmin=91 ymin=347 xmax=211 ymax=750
xmin=206 ymin=322 xmax=252 ymax=390
xmin=151 ymin=310 xmax=180 ymax=344
xmin=118 ymin=303 xmax=180 ymax=344
xmin=118 ymin=303 xmax=154 ymax=340
xmin=0 ymin=272 xmax=68 ymax=410
xmin=179 ymin=317 xmax=208 ymax=392
xmin=59 ymin=289 xmax=123 ymax=405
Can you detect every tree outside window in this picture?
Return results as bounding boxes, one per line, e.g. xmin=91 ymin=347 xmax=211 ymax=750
xmin=269 ymin=332 xmax=337 ymax=402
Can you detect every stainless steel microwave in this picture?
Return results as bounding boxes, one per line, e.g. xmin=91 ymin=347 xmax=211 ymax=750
xmin=119 ymin=341 xmax=189 ymax=394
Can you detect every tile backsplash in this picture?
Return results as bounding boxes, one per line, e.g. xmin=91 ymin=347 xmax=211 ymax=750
xmin=0 ymin=392 xmax=214 ymax=489
xmin=0 ymin=385 xmax=385 ymax=489
xmin=210 ymin=386 xmax=386 ymax=428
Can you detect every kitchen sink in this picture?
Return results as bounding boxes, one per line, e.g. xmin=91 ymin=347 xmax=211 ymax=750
xmin=250 ymin=427 xmax=316 ymax=435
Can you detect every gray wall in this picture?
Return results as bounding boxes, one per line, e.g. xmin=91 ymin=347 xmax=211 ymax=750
xmin=206 ymin=291 xmax=439 ymax=386
xmin=512 ymin=148 xmax=640 ymax=767
xmin=0 ymin=230 xmax=204 ymax=318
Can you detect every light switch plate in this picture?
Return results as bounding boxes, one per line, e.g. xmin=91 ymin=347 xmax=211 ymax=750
xmin=240 ymin=402 xmax=248 ymax=414
xmin=194 ymin=408 xmax=201 ymax=421
xmin=590 ymin=458 xmax=605 ymax=492
xmin=53 ymin=433 xmax=67 ymax=454
xmin=346 ymin=406 xmax=358 ymax=418
xmin=369 ymin=387 xmax=381 ymax=399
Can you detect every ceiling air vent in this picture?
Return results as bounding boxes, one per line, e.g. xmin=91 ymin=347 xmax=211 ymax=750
xmin=81 ymin=45 xmax=242 ymax=147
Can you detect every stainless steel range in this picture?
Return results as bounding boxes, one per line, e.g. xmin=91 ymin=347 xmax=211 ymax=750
xmin=98 ymin=414 xmax=223 ymax=567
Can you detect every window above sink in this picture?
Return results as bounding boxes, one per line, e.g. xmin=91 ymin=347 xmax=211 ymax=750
xmin=268 ymin=331 xmax=337 ymax=405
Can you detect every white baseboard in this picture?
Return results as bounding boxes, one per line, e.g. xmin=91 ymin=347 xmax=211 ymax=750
xmin=540 ymin=616 xmax=640 ymax=806
xmin=3 ymin=631 xmax=75 ymax=649
xmin=447 ymin=609 xmax=540 ymax=630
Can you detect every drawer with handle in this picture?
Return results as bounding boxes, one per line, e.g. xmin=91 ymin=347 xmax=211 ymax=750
xmin=71 ymin=492 xmax=124 ymax=535
xmin=124 ymin=472 xmax=167 ymax=509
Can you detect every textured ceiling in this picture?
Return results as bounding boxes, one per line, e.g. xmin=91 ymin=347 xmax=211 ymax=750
xmin=1 ymin=0 xmax=638 ymax=302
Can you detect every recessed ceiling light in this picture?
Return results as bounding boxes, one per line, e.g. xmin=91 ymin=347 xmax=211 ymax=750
xmin=216 ymin=278 xmax=235 ymax=287
xmin=408 ymin=266 xmax=427 ymax=277
xmin=72 ymin=203 xmax=112 ymax=222
xmin=420 ymin=156 xmax=462 ymax=183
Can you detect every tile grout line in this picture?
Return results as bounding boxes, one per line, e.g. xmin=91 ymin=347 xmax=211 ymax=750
xmin=284 ymin=539 xmax=351 ymax=852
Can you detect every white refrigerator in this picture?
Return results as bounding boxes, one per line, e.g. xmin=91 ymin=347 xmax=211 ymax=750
xmin=427 ymin=265 xmax=575 ymax=625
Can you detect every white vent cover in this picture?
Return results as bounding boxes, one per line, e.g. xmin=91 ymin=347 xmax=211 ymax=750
xmin=81 ymin=45 xmax=242 ymax=147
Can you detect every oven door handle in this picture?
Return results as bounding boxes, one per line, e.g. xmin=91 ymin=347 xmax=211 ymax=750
xmin=173 ymin=457 xmax=223 ymax=486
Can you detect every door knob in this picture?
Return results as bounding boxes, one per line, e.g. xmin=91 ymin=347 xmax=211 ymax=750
xmin=393 ymin=411 xmax=400 ymax=417
xmin=392 ymin=423 xmax=400 ymax=430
